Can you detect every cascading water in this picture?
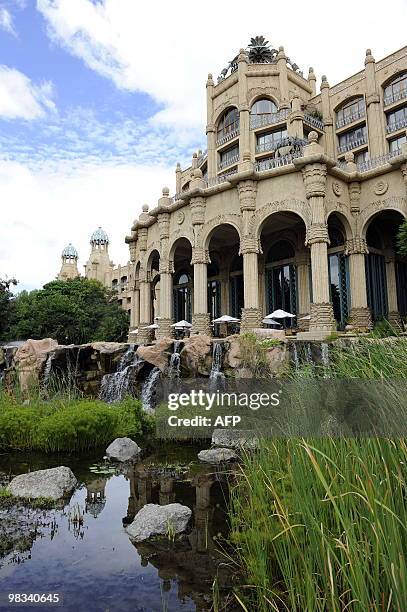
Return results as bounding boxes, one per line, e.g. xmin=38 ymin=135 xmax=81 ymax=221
xmin=99 ymin=345 xmax=141 ymax=403
xmin=42 ymin=351 xmax=55 ymax=388
xmin=141 ymin=367 xmax=161 ymax=413
xmin=209 ymin=342 xmax=225 ymax=387
xmin=320 ymin=342 xmax=330 ymax=378
xmin=292 ymin=343 xmax=300 ymax=371
xmin=305 ymin=342 xmax=314 ymax=365
xmin=168 ymin=340 xmax=181 ymax=380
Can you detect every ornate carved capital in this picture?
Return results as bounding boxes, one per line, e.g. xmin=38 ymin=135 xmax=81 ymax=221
xmin=159 ymin=259 xmax=174 ymax=275
xmin=237 ymin=180 xmax=257 ymax=211
xmin=138 ymin=228 xmax=148 ymax=252
xmin=191 ymin=248 xmax=209 ymax=265
xmin=366 ymin=93 xmax=380 ymax=106
xmin=157 ymin=213 xmax=170 ymax=239
xmin=306 ymin=223 xmax=329 ymax=245
xmin=190 ymin=197 xmax=206 ymax=225
xmin=240 ymin=237 xmax=260 ymax=255
xmin=345 ymin=237 xmax=368 ymax=255
xmin=301 ymin=164 xmax=327 ymax=199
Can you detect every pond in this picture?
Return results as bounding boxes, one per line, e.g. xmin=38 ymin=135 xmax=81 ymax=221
xmin=0 ymin=443 xmax=238 ymax=612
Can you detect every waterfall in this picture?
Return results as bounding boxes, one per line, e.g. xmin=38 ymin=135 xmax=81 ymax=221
xmin=321 ymin=343 xmax=330 ymax=378
xmin=305 ymin=342 xmax=313 ymax=365
xmin=292 ymin=343 xmax=300 ymax=371
xmin=42 ymin=351 xmax=55 ymax=387
xmin=209 ymin=342 xmax=225 ymax=387
xmin=141 ymin=367 xmax=161 ymax=413
xmin=168 ymin=340 xmax=181 ymax=380
xmin=99 ymin=345 xmax=140 ymax=403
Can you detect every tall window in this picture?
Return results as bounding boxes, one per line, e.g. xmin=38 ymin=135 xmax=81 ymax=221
xmin=336 ymin=97 xmax=365 ymax=127
xmin=219 ymin=144 xmax=239 ymax=169
xmin=386 ymin=107 xmax=407 ymax=131
xmin=256 ymin=128 xmax=288 ymax=153
xmin=384 ymin=73 xmax=407 ymax=104
xmin=389 ymin=134 xmax=407 ymax=153
xmin=327 ymin=227 xmax=349 ymax=329
xmin=173 ymin=271 xmax=192 ymax=322
xmin=217 ymin=108 xmax=239 ymax=141
xmin=250 ymin=98 xmax=278 ymax=117
xmin=338 ymin=125 xmax=367 ymax=151
xmin=265 ymin=241 xmax=297 ymax=325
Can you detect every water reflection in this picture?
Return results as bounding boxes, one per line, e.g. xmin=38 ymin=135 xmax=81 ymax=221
xmin=0 ymin=446 xmax=236 ymax=612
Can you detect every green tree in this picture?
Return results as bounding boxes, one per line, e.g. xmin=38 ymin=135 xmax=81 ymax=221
xmin=0 ymin=277 xmax=17 ymax=341
xmin=5 ymin=278 xmax=129 ymax=344
xmin=397 ymin=220 xmax=407 ymax=257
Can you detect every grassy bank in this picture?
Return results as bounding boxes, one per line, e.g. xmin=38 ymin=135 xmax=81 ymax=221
xmin=228 ymin=338 xmax=407 ymax=610
xmin=0 ymin=392 xmax=153 ymax=453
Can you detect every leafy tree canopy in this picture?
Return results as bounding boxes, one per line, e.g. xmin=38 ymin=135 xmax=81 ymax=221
xmin=0 ymin=277 xmax=18 ymax=340
xmin=3 ymin=277 xmax=129 ymax=344
xmin=397 ymin=220 xmax=407 ymax=257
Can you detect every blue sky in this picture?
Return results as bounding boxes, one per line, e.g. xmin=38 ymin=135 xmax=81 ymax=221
xmin=0 ymin=0 xmax=406 ymax=291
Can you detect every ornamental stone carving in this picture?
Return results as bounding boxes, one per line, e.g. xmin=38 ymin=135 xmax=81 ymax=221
xmin=237 ymin=180 xmax=257 ymax=211
xmin=176 ymin=211 xmax=185 ymax=225
xmin=348 ymin=182 xmax=361 ymax=214
xmin=301 ymin=164 xmax=327 ymax=199
xmin=191 ymin=248 xmax=210 ymax=265
xmin=250 ymin=199 xmax=311 ymax=239
xmin=374 ymin=180 xmax=388 ymax=196
xmin=239 ymin=237 xmax=261 ymax=255
xmin=332 ymin=181 xmax=342 ymax=196
xmin=190 ymin=197 xmax=206 ymax=226
xmin=138 ymin=228 xmax=148 ymax=252
xmin=158 ymin=213 xmax=170 ymax=239
xmin=345 ymin=237 xmax=368 ymax=255
xmin=159 ymin=260 xmax=174 ymax=275
xmin=306 ymin=223 xmax=329 ymax=245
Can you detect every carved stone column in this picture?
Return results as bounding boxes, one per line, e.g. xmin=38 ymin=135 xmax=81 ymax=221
xmin=365 ymin=50 xmax=386 ymax=157
xmin=191 ymin=197 xmax=211 ymax=335
xmin=295 ymin=251 xmax=311 ymax=330
xmin=346 ymin=238 xmax=372 ymax=330
xmin=241 ymin=238 xmax=262 ymax=332
xmin=157 ymin=208 xmax=174 ymax=339
xmin=385 ymin=251 xmax=402 ymax=329
xmin=299 ymin=159 xmax=336 ymax=338
xmin=138 ymin=271 xmax=152 ymax=345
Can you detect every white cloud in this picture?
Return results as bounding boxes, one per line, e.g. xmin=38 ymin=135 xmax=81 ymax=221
xmin=0 ymin=6 xmax=15 ymax=35
xmin=37 ymin=0 xmax=407 ymax=129
xmin=0 ymin=65 xmax=56 ymax=119
xmin=0 ymin=159 xmax=173 ymax=290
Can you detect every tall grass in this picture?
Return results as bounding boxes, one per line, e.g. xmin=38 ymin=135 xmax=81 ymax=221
xmin=0 ymin=392 xmax=152 ymax=453
xmin=229 ymin=338 xmax=407 ymax=610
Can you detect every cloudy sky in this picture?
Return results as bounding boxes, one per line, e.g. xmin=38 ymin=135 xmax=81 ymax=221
xmin=0 ymin=0 xmax=406 ymax=291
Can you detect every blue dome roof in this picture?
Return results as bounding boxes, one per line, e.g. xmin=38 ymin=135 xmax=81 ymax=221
xmin=62 ymin=243 xmax=78 ymax=258
xmin=91 ymin=227 xmax=109 ymax=244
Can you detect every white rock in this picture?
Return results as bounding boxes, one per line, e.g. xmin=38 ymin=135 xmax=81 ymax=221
xmin=126 ymin=503 xmax=192 ymax=542
xmin=106 ymin=437 xmax=141 ymax=462
xmin=198 ymin=448 xmax=238 ymax=463
xmin=8 ymin=466 xmax=77 ymax=500
xmin=211 ymin=429 xmax=258 ymax=449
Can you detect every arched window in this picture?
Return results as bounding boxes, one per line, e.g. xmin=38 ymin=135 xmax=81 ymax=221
xmin=366 ymin=225 xmax=383 ymax=250
xmin=250 ymin=98 xmax=278 ymax=117
xmin=335 ymin=97 xmax=365 ymax=129
xmin=217 ymin=108 xmax=239 ymax=141
xmin=265 ymin=241 xmax=296 ymax=322
xmin=328 ymin=227 xmax=345 ymax=247
xmin=384 ymin=72 xmax=407 ymax=105
xmin=173 ymin=270 xmax=192 ymax=322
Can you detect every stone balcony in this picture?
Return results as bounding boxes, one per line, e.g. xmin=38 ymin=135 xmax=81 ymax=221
xmin=337 ymin=134 xmax=367 ymax=154
xmin=335 ymin=109 xmax=366 ymax=130
xmin=386 ymin=116 xmax=407 ymax=134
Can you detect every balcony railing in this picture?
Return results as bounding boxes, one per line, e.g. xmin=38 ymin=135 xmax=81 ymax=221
xmin=304 ymin=114 xmax=324 ymax=131
xmin=255 ymin=136 xmax=289 ymax=154
xmin=250 ymin=108 xmax=290 ymax=130
xmin=204 ymin=170 xmax=237 ymax=187
xmin=216 ymin=127 xmax=240 ymax=147
xmin=255 ymin=151 xmax=302 ymax=172
xmin=337 ymin=134 xmax=367 ymax=154
xmin=335 ymin=109 xmax=366 ymax=130
xmin=386 ymin=116 xmax=407 ymax=134
xmin=197 ymin=149 xmax=208 ymax=166
xmin=384 ymin=87 xmax=407 ymax=107
xmin=357 ymin=149 xmax=401 ymax=172
xmin=218 ymin=153 xmax=239 ymax=170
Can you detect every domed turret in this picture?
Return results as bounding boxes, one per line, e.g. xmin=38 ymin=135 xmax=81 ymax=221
xmin=90 ymin=227 xmax=109 ymax=246
xmin=61 ymin=243 xmax=78 ymax=259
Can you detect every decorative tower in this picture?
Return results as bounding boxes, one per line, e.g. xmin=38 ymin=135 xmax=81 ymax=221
xmin=84 ymin=227 xmax=113 ymax=286
xmin=58 ymin=244 xmax=80 ymax=280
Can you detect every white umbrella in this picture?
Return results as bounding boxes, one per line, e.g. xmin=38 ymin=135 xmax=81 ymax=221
xmin=266 ymin=309 xmax=296 ymax=319
xmin=299 ymin=314 xmax=311 ymax=320
xmin=171 ymin=320 xmax=192 ymax=328
xmin=145 ymin=323 xmax=159 ymax=329
xmin=262 ymin=318 xmax=282 ymax=326
xmin=213 ymin=315 xmax=240 ymax=323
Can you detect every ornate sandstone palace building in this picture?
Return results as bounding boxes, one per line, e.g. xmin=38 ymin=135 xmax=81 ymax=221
xmin=64 ymin=36 xmax=407 ymax=343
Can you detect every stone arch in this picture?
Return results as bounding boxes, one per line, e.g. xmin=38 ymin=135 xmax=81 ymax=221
xmin=168 ymin=235 xmax=194 ymax=264
xmin=250 ymin=199 xmax=311 ymax=241
xmin=247 ymin=87 xmax=280 ymax=108
xmin=380 ymin=69 xmax=407 ymax=91
xmin=146 ymin=249 xmax=160 ymax=274
xmin=359 ymin=197 xmax=407 ymax=238
xmin=332 ymin=93 xmax=365 ymax=113
xmin=248 ymin=93 xmax=279 ymax=111
xmin=326 ymin=209 xmax=354 ymax=241
xmin=202 ymin=215 xmax=243 ymax=251
xmin=213 ymin=101 xmax=239 ymax=126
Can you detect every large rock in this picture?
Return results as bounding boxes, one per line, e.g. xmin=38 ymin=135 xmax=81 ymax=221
xmin=8 ymin=466 xmax=77 ymax=500
xmin=126 ymin=503 xmax=192 ymax=542
xmin=14 ymin=338 xmax=58 ymax=392
xmin=212 ymin=429 xmax=259 ymax=449
xmin=198 ymin=448 xmax=238 ymax=463
xmin=180 ymin=335 xmax=212 ymax=376
xmin=224 ymin=335 xmax=242 ymax=369
xmin=106 ymin=437 xmax=141 ymax=462
xmin=137 ymin=338 xmax=173 ymax=372
xmin=265 ymin=343 xmax=290 ymax=376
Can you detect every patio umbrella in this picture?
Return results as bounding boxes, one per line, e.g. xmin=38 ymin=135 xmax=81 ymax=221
xmin=213 ymin=315 xmax=240 ymax=323
xmin=262 ymin=318 xmax=282 ymax=326
xmin=171 ymin=320 xmax=192 ymax=328
xmin=266 ymin=309 xmax=296 ymax=319
xmin=144 ymin=323 xmax=159 ymax=329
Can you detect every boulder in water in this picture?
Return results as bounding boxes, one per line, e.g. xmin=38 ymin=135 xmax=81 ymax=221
xmin=106 ymin=437 xmax=141 ymax=462
xmin=136 ymin=338 xmax=173 ymax=372
xmin=198 ymin=448 xmax=238 ymax=463
xmin=126 ymin=503 xmax=192 ymax=542
xmin=8 ymin=466 xmax=77 ymax=500
xmin=212 ymin=428 xmax=258 ymax=449
xmin=180 ymin=334 xmax=212 ymax=376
